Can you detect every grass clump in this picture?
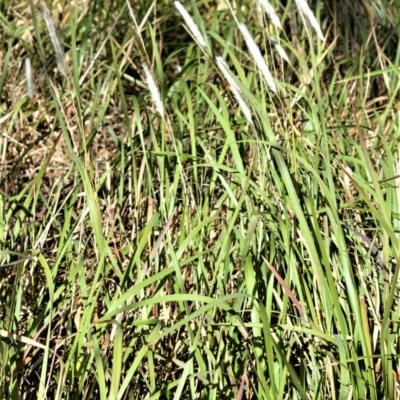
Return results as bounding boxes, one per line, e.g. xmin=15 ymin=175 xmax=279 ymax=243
xmin=1 ymin=0 xmax=400 ymax=398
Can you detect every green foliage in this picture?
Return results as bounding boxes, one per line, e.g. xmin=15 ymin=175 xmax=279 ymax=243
xmin=0 ymin=0 xmax=400 ymax=398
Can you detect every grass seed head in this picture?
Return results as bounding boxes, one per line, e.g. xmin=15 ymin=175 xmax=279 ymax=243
xmin=174 ymin=1 xmax=207 ymax=48
xmin=295 ymin=0 xmax=324 ymax=41
xmin=41 ymin=1 xmax=67 ymax=76
xmin=216 ymin=56 xmax=253 ymax=124
xmin=258 ymin=0 xmax=282 ymax=29
xmin=271 ymin=37 xmax=289 ymax=62
xmin=238 ymin=23 xmax=277 ymax=92
xmin=25 ymin=57 xmax=34 ymax=99
xmin=143 ymin=64 xmax=164 ymax=117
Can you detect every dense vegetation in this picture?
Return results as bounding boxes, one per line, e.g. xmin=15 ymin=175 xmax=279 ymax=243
xmin=1 ymin=0 xmax=400 ymax=398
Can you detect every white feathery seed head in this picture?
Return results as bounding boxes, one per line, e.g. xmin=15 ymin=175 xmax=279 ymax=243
xmin=25 ymin=57 xmax=34 ymax=99
xmin=238 ymin=23 xmax=277 ymax=93
xmin=216 ymin=56 xmax=253 ymax=124
xmin=295 ymin=0 xmax=324 ymax=41
xmin=143 ymin=64 xmax=164 ymax=117
xmin=258 ymin=0 xmax=281 ymax=29
xmin=174 ymin=1 xmax=207 ymax=48
xmin=41 ymin=1 xmax=67 ymax=76
xmin=343 ymin=166 xmax=353 ymax=194
xmin=271 ymin=37 xmax=289 ymax=62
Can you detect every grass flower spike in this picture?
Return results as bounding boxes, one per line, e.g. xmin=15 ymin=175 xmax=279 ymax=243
xmin=216 ymin=56 xmax=253 ymax=124
xmin=271 ymin=37 xmax=289 ymax=62
xmin=143 ymin=64 xmax=164 ymax=117
xmin=238 ymin=23 xmax=277 ymax=92
xmin=25 ymin=57 xmax=34 ymax=99
xmin=295 ymin=0 xmax=324 ymax=41
xmin=258 ymin=0 xmax=281 ymax=29
xmin=41 ymin=1 xmax=67 ymax=76
xmin=174 ymin=1 xmax=207 ymax=48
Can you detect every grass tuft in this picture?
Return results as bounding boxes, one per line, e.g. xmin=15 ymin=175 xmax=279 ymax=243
xmin=0 ymin=0 xmax=400 ymax=398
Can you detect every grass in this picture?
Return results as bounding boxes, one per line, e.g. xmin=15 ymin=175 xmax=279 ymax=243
xmin=1 ymin=0 xmax=400 ymax=398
